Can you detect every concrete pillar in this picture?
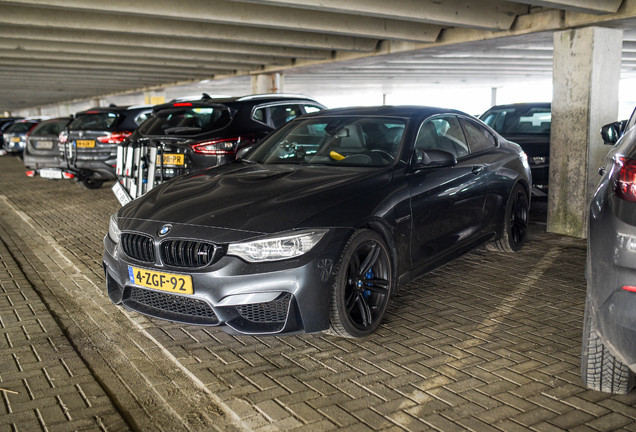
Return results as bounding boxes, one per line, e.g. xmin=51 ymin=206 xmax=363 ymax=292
xmin=547 ymin=27 xmax=622 ymax=238
xmin=491 ymin=87 xmax=497 ymax=107
xmin=144 ymin=90 xmax=166 ymax=105
xmin=251 ymin=73 xmax=283 ymax=94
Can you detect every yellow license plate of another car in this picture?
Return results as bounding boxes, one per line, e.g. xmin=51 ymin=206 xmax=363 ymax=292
xmin=10 ymin=137 xmax=20 ymax=142
xmin=76 ymin=140 xmax=95 ymax=148
xmin=156 ymin=154 xmax=185 ymax=166
xmin=128 ymin=266 xmax=193 ymax=295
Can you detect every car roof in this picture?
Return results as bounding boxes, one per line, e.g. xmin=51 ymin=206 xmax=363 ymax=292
xmin=301 ymin=105 xmax=469 ymax=119
xmin=485 ymin=102 xmax=551 ymax=111
xmin=161 ymin=93 xmax=320 ymax=110
xmin=76 ymin=105 xmax=153 ymax=115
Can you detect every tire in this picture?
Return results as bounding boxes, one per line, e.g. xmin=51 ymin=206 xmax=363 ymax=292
xmin=327 ymin=229 xmax=392 ymax=338
xmin=78 ymin=177 xmax=104 ymax=189
xmin=487 ymin=183 xmax=528 ymax=252
xmin=581 ymin=299 xmax=635 ymax=394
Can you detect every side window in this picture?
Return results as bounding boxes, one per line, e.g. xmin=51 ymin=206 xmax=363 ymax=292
xmin=134 ymin=111 xmax=152 ymax=126
xmin=253 ymin=107 xmax=267 ymax=124
xmin=270 ymin=104 xmax=302 ymax=128
xmin=414 ymin=116 xmax=469 ymax=158
xmin=459 ymin=118 xmax=497 ymax=153
xmin=302 ymin=105 xmax=323 ymax=114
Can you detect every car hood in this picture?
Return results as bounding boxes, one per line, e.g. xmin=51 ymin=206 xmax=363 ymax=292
xmin=119 ymin=162 xmax=393 ymax=235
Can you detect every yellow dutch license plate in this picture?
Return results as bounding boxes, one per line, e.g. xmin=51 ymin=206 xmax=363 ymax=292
xmin=10 ymin=137 xmax=20 ymax=142
xmin=76 ymin=140 xmax=95 ymax=148
xmin=156 ymin=154 xmax=185 ymax=166
xmin=128 ymin=266 xmax=193 ymax=295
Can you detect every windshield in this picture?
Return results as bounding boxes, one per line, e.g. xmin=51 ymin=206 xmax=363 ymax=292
xmin=69 ymin=112 xmax=119 ymax=131
xmin=137 ymin=106 xmax=232 ymax=136
xmin=481 ymin=106 xmax=551 ymax=135
xmin=31 ymin=119 xmax=69 ymax=137
xmin=5 ymin=121 xmax=37 ymax=134
xmin=246 ymin=116 xmax=406 ymax=167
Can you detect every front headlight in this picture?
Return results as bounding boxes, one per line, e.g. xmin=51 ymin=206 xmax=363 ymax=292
xmin=227 ymin=229 xmax=328 ymax=263
xmin=108 ymin=213 xmax=121 ymax=244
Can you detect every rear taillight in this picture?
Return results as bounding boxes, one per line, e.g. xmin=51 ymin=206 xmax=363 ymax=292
xmin=97 ymin=131 xmax=133 ymax=144
xmin=190 ymin=135 xmax=255 ymax=155
xmin=26 ymin=170 xmax=35 ymax=177
xmin=615 ymin=157 xmax=636 ymax=202
xmin=63 ymin=172 xmax=75 ymax=179
xmin=59 ymin=131 xmax=68 ymax=144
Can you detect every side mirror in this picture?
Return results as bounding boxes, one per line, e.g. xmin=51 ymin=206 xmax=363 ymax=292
xmin=601 ymin=121 xmax=625 ymax=145
xmin=412 ymin=149 xmax=457 ymax=170
xmin=236 ymin=146 xmax=253 ymax=159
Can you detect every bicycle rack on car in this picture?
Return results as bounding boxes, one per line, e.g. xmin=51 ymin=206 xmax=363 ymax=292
xmin=115 ymin=140 xmax=160 ymax=202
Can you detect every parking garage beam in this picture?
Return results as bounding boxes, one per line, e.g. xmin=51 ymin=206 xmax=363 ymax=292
xmin=547 ymin=26 xmax=622 ymax=238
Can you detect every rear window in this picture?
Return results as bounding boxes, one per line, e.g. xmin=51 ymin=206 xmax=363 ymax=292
xmin=69 ymin=112 xmax=119 ymax=131
xmin=31 ymin=119 xmax=69 ymax=137
xmin=481 ymin=106 xmax=551 ymax=135
xmin=5 ymin=122 xmax=37 ymax=133
xmin=137 ymin=106 xmax=232 ymax=136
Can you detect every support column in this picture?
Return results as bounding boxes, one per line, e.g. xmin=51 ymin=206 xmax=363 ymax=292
xmin=251 ymin=73 xmax=283 ymax=94
xmin=491 ymin=87 xmax=497 ymax=107
xmin=547 ymin=27 xmax=622 ymax=238
xmin=144 ymin=90 xmax=166 ymax=105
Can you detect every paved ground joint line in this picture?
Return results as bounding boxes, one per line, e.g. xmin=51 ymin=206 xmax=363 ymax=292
xmin=0 ymin=194 xmax=253 ymax=432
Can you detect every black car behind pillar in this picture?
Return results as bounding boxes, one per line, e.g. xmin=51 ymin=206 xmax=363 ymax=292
xmin=480 ymin=102 xmax=551 ymax=196
xmin=103 ymin=105 xmax=532 ymax=338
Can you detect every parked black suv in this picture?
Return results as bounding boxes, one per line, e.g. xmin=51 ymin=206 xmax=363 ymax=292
xmin=61 ymin=105 xmax=153 ymax=189
xmin=480 ymin=103 xmax=551 ymax=196
xmin=113 ymin=94 xmax=325 ymax=205
xmin=23 ymin=117 xmax=73 ymax=179
xmin=581 ymin=106 xmax=636 ymax=394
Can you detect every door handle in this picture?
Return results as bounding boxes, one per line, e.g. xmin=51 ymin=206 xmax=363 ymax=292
xmin=472 ymin=164 xmax=485 ymax=175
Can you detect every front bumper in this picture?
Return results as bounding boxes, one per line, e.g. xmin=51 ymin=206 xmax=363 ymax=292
xmin=5 ymin=140 xmax=25 ymax=153
xmin=102 ymin=226 xmax=350 ymax=335
xmin=529 ymin=164 xmax=548 ymax=193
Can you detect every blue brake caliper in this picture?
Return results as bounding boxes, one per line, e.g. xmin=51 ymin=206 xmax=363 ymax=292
xmin=363 ymin=268 xmax=374 ymax=299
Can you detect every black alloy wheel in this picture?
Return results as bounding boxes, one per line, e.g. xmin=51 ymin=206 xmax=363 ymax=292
xmin=487 ymin=183 xmax=529 ymax=252
xmin=328 ymin=229 xmax=392 ymax=338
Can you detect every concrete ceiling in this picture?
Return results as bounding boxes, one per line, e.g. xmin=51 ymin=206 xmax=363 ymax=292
xmin=1 ymin=0 xmax=635 ymax=112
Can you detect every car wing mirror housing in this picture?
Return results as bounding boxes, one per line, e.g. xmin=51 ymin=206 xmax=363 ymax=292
xmin=412 ymin=149 xmax=457 ymax=170
xmin=601 ymin=121 xmax=626 ymax=145
xmin=236 ymin=146 xmax=254 ymax=159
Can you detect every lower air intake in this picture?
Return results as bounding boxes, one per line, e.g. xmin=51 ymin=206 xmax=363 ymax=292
xmin=130 ymin=287 xmax=218 ymax=321
xmin=236 ymin=293 xmax=292 ymax=323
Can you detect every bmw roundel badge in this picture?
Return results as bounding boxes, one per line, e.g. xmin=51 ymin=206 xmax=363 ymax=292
xmin=158 ymin=225 xmax=172 ymax=236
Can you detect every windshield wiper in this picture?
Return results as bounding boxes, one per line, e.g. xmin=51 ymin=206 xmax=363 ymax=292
xmin=163 ymin=126 xmax=202 ymax=134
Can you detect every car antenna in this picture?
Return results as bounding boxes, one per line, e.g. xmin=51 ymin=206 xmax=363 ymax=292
xmin=202 ymin=93 xmax=211 ymax=99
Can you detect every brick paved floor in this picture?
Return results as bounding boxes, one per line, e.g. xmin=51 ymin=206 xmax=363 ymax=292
xmin=1 ymin=155 xmax=636 ymax=431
